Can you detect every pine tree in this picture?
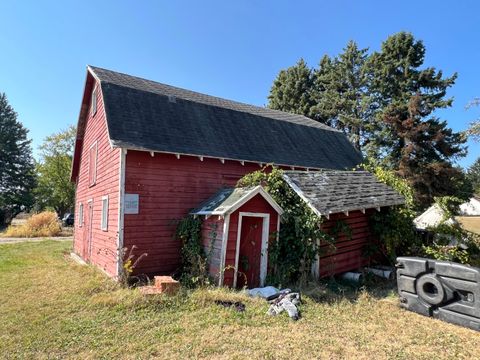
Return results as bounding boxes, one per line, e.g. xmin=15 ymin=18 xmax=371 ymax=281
xmin=268 ymin=59 xmax=315 ymax=117
xmin=312 ymin=41 xmax=376 ymax=151
xmin=370 ymin=32 xmax=467 ymax=206
xmin=0 ymin=93 xmax=36 ymax=225
xmin=467 ymin=158 xmax=480 ymax=194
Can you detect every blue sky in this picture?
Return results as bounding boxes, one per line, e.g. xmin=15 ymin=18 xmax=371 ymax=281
xmin=0 ymin=0 xmax=478 ymax=167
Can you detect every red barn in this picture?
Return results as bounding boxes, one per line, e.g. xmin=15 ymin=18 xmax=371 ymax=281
xmin=71 ymin=66 xmax=403 ymax=284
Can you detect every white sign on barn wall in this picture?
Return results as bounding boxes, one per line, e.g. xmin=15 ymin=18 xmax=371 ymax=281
xmin=124 ymin=194 xmax=139 ymax=214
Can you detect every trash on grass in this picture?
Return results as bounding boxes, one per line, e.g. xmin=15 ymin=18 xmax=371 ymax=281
xmin=214 ymin=300 xmax=246 ymax=312
xmin=247 ymin=286 xmax=279 ymax=298
xmin=267 ymin=291 xmax=301 ymax=321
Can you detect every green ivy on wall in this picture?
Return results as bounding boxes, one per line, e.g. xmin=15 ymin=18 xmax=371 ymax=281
xmin=362 ymin=163 xmax=419 ymax=263
xmin=238 ymin=166 xmax=334 ymax=285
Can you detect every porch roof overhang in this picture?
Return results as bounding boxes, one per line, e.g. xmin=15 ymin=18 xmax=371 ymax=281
xmin=190 ymin=185 xmax=284 ymax=217
xmin=283 ymin=170 xmax=405 ymax=218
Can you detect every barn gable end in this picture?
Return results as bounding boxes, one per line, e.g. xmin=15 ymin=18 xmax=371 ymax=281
xmin=72 ymin=72 xmax=121 ymax=277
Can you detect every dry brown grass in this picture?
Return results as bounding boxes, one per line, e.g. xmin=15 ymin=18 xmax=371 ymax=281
xmin=457 ymin=216 xmax=480 ymax=235
xmin=3 ymin=211 xmax=61 ymax=238
xmin=1 ymin=240 xmax=479 ymax=359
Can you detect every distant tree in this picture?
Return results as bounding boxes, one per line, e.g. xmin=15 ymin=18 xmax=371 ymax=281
xmin=466 ymin=98 xmax=480 ymax=142
xmin=369 ymin=32 xmax=467 ymax=207
xmin=268 ymin=58 xmax=316 ymax=118
xmin=467 ymin=157 xmax=480 ymax=194
xmin=312 ymin=41 xmax=376 ymax=151
xmin=0 ymin=93 xmax=36 ymax=226
xmin=35 ymin=125 xmax=76 ymax=217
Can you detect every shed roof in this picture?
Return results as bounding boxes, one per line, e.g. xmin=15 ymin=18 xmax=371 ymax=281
xmin=413 ymin=204 xmax=453 ymax=230
xmin=283 ymin=170 xmax=405 ymax=217
xmin=190 ymin=186 xmax=283 ymax=216
xmin=82 ymin=66 xmax=363 ymax=170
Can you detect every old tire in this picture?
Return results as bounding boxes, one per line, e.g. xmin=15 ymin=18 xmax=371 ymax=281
xmin=416 ymin=274 xmax=445 ymax=305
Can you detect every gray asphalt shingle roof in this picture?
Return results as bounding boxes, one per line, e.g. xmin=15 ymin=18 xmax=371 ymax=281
xmin=190 ymin=186 xmax=283 ymax=216
xmin=88 ymin=66 xmax=363 ymax=170
xmin=283 ymin=170 xmax=405 ymax=216
xmin=190 ymin=188 xmax=252 ymax=215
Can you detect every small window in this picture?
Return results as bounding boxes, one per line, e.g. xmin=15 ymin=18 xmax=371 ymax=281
xmin=78 ymin=203 xmax=84 ymax=227
xmin=91 ymin=88 xmax=97 ymax=116
xmin=101 ymin=195 xmax=109 ymax=231
xmin=88 ymin=142 xmax=97 ymax=186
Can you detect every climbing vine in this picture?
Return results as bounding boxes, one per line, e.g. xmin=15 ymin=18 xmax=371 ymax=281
xmin=362 ymin=163 xmax=419 ymax=263
xmin=237 ymin=166 xmax=333 ymax=285
xmin=175 ymin=215 xmax=211 ymax=287
xmin=421 ymin=196 xmax=480 ymax=265
xmin=330 ymin=220 xmax=352 ymax=241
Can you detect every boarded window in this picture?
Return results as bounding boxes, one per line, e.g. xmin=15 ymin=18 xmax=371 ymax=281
xmin=88 ymin=142 xmax=97 ymax=186
xmin=78 ymin=203 xmax=83 ymax=227
xmin=91 ymin=88 xmax=97 ymax=116
xmin=101 ymin=196 xmax=109 ymax=231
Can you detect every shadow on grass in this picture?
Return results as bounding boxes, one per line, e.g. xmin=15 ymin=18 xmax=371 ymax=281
xmin=291 ymin=273 xmax=397 ymax=305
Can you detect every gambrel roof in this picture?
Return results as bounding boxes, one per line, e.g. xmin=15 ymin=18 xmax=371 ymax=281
xmin=283 ymin=170 xmax=405 ymax=217
xmin=73 ymin=66 xmax=363 ymax=179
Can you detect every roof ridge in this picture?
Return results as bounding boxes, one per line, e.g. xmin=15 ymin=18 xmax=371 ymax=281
xmin=87 ymin=65 xmax=339 ymax=133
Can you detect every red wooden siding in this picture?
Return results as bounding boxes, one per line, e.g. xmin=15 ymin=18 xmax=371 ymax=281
xmin=73 ymin=79 xmax=121 ymax=277
xmin=222 ymin=194 xmax=279 ymax=287
xmin=318 ymin=209 xmax=375 ymax=277
xmin=123 ymin=151 xmax=263 ymax=275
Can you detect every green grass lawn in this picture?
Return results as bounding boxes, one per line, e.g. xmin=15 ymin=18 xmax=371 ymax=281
xmin=1 ymin=241 xmax=479 ymax=359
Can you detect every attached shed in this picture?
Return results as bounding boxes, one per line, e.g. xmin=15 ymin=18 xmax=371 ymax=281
xmin=191 ymin=186 xmax=283 ymax=288
xmin=283 ymin=170 xmax=405 ymax=277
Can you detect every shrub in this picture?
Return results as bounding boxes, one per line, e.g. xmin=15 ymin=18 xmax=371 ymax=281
xmin=362 ymin=163 xmax=419 ymax=263
xmin=118 ymin=246 xmax=148 ymax=288
xmin=3 ymin=211 xmax=61 ymax=237
xmin=421 ymin=196 xmax=480 ymax=266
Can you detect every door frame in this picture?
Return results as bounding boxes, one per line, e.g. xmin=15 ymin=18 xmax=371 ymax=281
xmin=233 ymin=212 xmax=270 ymax=288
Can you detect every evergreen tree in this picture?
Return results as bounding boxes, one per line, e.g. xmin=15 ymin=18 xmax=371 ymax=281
xmin=312 ymin=41 xmax=376 ymax=151
xmin=467 ymin=157 xmax=480 ymax=194
xmin=0 ymin=93 xmax=36 ymax=225
xmin=369 ymin=32 xmax=467 ymax=206
xmin=268 ymin=58 xmax=315 ymax=117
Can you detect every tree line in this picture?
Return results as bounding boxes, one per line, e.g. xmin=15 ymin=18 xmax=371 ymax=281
xmin=0 ymin=92 xmax=75 ymax=226
xmin=0 ymin=31 xmax=479 ymax=226
xmin=268 ymin=32 xmax=477 ymax=208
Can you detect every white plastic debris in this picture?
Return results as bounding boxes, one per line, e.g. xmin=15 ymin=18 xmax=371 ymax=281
xmin=267 ymin=292 xmax=301 ymax=320
xmin=247 ymin=286 xmax=279 ymax=298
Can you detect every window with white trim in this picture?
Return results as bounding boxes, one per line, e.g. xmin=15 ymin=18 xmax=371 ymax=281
xmin=101 ymin=195 xmax=109 ymax=231
xmin=88 ymin=142 xmax=97 ymax=186
xmin=78 ymin=202 xmax=84 ymax=227
xmin=91 ymin=87 xmax=97 ymax=116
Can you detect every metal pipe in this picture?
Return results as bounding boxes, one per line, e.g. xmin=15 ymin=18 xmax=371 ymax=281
xmin=340 ymin=272 xmax=363 ymax=283
xmin=365 ymin=267 xmax=395 ymax=280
